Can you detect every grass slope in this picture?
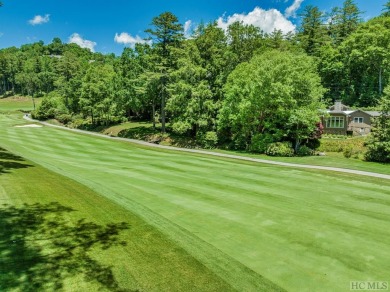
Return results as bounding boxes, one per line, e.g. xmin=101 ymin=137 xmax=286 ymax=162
xmin=0 ymin=96 xmax=41 ymax=112
xmin=1 ymin=113 xmax=390 ymax=291
xmin=0 ymin=147 xmax=241 ymax=291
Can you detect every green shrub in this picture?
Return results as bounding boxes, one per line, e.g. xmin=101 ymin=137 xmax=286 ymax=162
xmin=34 ymin=93 xmax=66 ymax=120
xmin=266 ymin=142 xmax=294 ymax=157
xmin=305 ymin=139 xmax=320 ymax=150
xmin=201 ymin=131 xmax=218 ymax=149
xmin=365 ymin=142 xmax=390 ymax=163
xmin=322 ymin=134 xmax=348 ymax=139
xmin=343 ymin=146 xmax=353 ymax=158
xmin=229 ymin=133 xmax=250 ymax=150
xmin=249 ymin=134 xmax=274 ymax=153
xmin=296 ymin=145 xmax=314 ymax=156
xmin=56 ymin=113 xmax=72 ymax=125
xmin=171 ymin=121 xmax=191 ymax=134
xmin=69 ymin=117 xmax=89 ymax=129
xmin=2 ymin=91 xmax=13 ymax=98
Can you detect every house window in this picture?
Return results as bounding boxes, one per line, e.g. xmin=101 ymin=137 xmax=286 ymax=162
xmin=326 ymin=116 xmax=345 ymax=128
xmin=353 ymin=117 xmax=364 ymax=123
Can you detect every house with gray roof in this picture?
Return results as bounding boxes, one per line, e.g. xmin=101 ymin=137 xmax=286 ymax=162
xmin=322 ymin=101 xmax=381 ymax=136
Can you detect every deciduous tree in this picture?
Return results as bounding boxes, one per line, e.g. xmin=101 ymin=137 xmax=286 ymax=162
xmin=365 ymin=85 xmax=390 ymax=162
xmin=219 ymin=50 xmax=325 ymax=151
xmin=80 ymin=63 xmax=117 ymax=125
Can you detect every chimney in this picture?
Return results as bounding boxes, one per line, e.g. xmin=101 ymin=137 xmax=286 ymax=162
xmin=334 ymin=100 xmax=342 ymax=112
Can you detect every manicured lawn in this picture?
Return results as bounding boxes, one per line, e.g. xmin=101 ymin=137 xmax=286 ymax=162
xmin=1 ymin=112 xmax=390 ymax=291
xmin=0 ymin=96 xmax=41 ymax=112
xmin=98 ymin=120 xmax=389 ymax=175
xmin=0 ymin=145 xmax=239 ymax=291
xmin=210 ymin=149 xmax=390 ymax=175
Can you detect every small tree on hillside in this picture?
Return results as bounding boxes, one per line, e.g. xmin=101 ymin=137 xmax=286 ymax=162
xmin=365 ymin=86 xmax=390 ymax=163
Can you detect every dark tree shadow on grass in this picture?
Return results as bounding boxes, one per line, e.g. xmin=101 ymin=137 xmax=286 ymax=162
xmin=0 ymin=202 xmax=132 ymax=291
xmin=0 ymin=147 xmax=33 ymax=174
xmin=117 ymin=127 xmax=198 ymax=148
xmin=118 ymin=127 xmax=160 ymax=142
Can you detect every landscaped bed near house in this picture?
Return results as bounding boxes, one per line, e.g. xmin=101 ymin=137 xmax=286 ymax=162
xmin=318 ymin=136 xmax=367 ymax=154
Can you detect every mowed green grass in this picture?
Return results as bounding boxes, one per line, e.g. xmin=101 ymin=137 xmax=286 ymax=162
xmin=0 ymin=140 xmax=243 ymax=291
xmin=1 ymin=113 xmax=390 ymax=291
xmin=0 ymin=96 xmax=41 ymax=112
xmin=98 ymin=120 xmax=390 ymax=175
xmin=210 ymin=149 xmax=390 ymax=175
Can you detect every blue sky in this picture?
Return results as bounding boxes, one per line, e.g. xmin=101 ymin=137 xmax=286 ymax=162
xmin=0 ymin=0 xmax=387 ymax=55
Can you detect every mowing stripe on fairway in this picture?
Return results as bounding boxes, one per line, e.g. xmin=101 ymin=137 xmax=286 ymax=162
xmin=24 ymin=115 xmax=390 ymax=180
xmin=0 ymin=148 xmax=243 ymax=291
xmin=1 ymin=113 xmax=390 ymax=291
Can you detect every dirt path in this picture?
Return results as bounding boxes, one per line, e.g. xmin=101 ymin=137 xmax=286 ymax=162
xmin=24 ymin=115 xmax=390 ymax=180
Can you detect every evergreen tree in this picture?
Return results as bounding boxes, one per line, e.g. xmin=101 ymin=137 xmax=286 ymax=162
xmin=339 ymin=17 xmax=390 ymax=106
xmin=194 ymin=22 xmax=228 ymax=104
xmin=382 ymin=1 xmax=390 ymax=17
xmin=145 ymin=12 xmax=184 ymax=133
xmin=298 ymin=5 xmax=329 ymax=55
xmin=332 ymin=0 xmax=362 ymax=44
xmin=167 ymin=41 xmax=214 ymax=139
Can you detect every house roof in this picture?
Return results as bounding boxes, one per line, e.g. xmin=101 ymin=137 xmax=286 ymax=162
xmin=364 ymin=111 xmax=381 ymax=117
xmin=326 ymin=110 xmax=356 ymax=115
xmin=327 ymin=101 xmax=382 ymax=117
xmin=327 ymin=109 xmax=381 ymax=117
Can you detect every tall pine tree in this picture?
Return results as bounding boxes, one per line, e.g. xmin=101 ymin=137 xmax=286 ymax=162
xmin=145 ymin=12 xmax=183 ymax=133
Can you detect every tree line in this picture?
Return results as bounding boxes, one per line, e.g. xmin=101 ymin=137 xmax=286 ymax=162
xmin=1 ymin=0 xmax=390 ymax=155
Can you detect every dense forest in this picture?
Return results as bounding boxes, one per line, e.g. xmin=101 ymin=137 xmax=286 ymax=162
xmin=1 ymin=0 xmax=390 ymax=155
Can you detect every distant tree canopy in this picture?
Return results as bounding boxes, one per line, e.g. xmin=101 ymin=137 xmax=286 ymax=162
xmin=1 ymin=6 xmax=390 ymax=153
xmin=339 ymin=17 xmax=390 ymax=106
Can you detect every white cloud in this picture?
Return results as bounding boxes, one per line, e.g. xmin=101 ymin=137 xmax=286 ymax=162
xmin=217 ymin=7 xmax=295 ymax=34
xmin=0 ymin=32 xmax=3 ymax=38
xmin=114 ymin=32 xmax=150 ymax=47
xmin=68 ymin=33 xmax=97 ymax=52
xmin=29 ymin=14 xmax=50 ymax=26
xmin=285 ymin=0 xmax=304 ymax=18
xmin=184 ymin=20 xmax=192 ymax=38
